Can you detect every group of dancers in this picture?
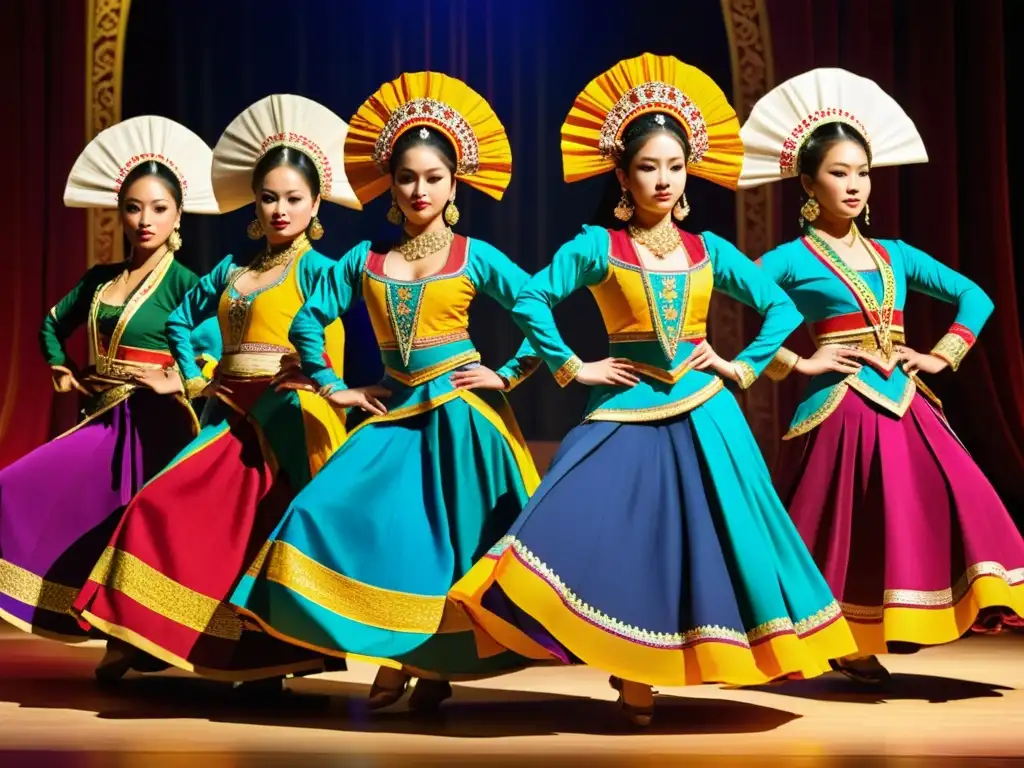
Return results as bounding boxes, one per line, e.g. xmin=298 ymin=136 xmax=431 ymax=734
xmin=1 ymin=54 xmax=1022 ymax=727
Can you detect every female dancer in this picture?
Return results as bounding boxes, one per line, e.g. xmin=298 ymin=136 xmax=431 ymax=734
xmin=451 ymin=54 xmax=858 ymax=726
xmin=232 ymin=72 xmax=541 ymax=710
xmin=72 ymin=95 xmax=362 ymax=682
xmin=738 ymin=68 xmax=1024 ymax=681
xmin=0 ymin=117 xmax=220 ymax=656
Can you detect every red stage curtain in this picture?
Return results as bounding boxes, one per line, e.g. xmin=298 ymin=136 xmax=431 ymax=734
xmin=0 ymin=0 xmax=88 ymax=468
xmin=763 ymin=0 xmax=1024 ymax=512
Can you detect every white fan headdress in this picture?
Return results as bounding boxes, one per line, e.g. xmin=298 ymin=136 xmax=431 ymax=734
xmin=63 ymin=115 xmax=218 ymax=213
xmin=739 ymin=68 xmax=927 ymax=189
xmin=212 ymin=94 xmax=361 ymax=212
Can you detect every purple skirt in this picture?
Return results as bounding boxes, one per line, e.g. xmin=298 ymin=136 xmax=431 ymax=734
xmin=0 ymin=390 xmax=195 ymax=641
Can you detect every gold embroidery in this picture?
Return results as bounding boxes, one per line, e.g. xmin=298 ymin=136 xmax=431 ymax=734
xmin=765 ymin=347 xmax=799 ymax=381
xmin=804 ymin=229 xmax=897 ymax=359
xmin=86 ymin=547 xmax=244 ymax=641
xmin=501 ymin=357 xmax=543 ymax=392
xmin=608 ymin=331 xmax=659 ymax=343
xmin=912 ymin=375 xmax=943 ymax=410
xmin=492 ymin=536 xmax=842 ymax=648
xmin=379 ymin=330 xmax=471 ymax=351
xmin=840 ymin=562 xmax=1024 ymax=620
xmin=931 ymin=332 xmax=970 ymax=371
xmin=813 ymin=327 xmax=906 ymax=347
xmin=183 ymin=377 xmax=208 ymax=399
xmin=95 ymin=356 xmax=170 ymax=380
xmin=222 ymin=342 xmax=293 ymax=355
xmin=847 ymin=375 xmax=916 ymax=417
xmin=218 ymin=351 xmax=292 ymax=378
xmin=733 ymin=359 xmax=757 ymax=390
xmin=259 ymin=541 xmax=474 ymax=634
xmin=384 ymin=349 xmax=482 ymax=386
xmin=0 ymin=558 xmax=80 ymax=615
xmin=627 ymin=361 xmax=690 ymax=385
xmin=586 ymin=378 xmax=724 ymax=423
xmin=106 ymin=252 xmax=176 ymax=359
xmin=82 ymin=383 xmax=136 ymax=421
xmin=782 ymin=382 xmax=850 ymax=440
xmin=554 ymin=355 xmax=583 ymax=387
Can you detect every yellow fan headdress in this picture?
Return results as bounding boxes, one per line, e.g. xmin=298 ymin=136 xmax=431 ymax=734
xmin=561 ymin=53 xmax=742 ymax=189
xmin=344 ymin=72 xmax=512 ymax=205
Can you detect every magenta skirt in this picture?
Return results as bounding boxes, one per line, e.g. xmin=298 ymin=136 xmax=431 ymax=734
xmin=776 ymin=390 xmax=1024 ymax=655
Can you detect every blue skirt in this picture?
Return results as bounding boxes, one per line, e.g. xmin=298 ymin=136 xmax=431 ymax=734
xmin=453 ymin=390 xmax=857 ymax=686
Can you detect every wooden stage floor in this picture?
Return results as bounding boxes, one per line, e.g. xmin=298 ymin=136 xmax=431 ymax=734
xmin=1 ymin=623 xmax=1023 ymax=766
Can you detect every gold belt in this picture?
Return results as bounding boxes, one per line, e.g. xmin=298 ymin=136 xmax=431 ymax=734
xmin=219 ymin=351 xmax=292 ymax=378
xmin=93 ymin=356 xmax=172 ymax=382
xmin=813 ymin=328 xmax=905 ymax=351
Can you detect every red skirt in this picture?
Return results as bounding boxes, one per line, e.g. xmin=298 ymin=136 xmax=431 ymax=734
xmin=776 ymin=391 xmax=1024 ymax=655
xmin=72 ymin=378 xmax=341 ymax=680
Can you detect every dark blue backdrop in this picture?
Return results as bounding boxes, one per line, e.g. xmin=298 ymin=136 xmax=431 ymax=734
xmin=122 ymin=0 xmax=737 ymax=439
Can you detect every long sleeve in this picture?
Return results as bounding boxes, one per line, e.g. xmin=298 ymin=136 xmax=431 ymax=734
xmin=706 ymin=232 xmax=802 ymax=389
xmin=898 ymin=240 xmax=994 ymax=371
xmin=167 ymin=256 xmax=234 ymax=396
xmin=755 ymin=246 xmax=802 ymax=382
xmin=510 ymin=227 xmax=609 ymax=387
xmin=289 ymin=242 xmax=369 ymax=392
xmin=190 ymin=316 xmax=223 ymax=380
xmin=466 ymin=240 xmax=542 ymax=391
xmin=39 ymin=266 xmax=110 ymax=370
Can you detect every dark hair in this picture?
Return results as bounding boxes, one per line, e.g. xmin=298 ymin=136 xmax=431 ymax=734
xmin=251 ymin=145 xmax=321 ymax=198
xmin=388 ymin=126 xmax=458 ymax=176
xmin=797 ymin=122 xmax=871 ymax=179
xmin=593 ymin=112 xmax=691 ymax=228
xmin=117 ymin=160 xmax=183 ymax=209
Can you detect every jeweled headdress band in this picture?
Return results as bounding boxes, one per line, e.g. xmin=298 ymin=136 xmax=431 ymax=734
xmin=115 ymin=153 xmax=188 ymax=198
xmin=372 ymin=98 xmax=480 ymax=176
xmin=778 ymin=109 xmax=872 ymax=177
xmin=257 ymin=131 xmax=334 ymax=195
xmin=599 ymin=81 xmax=710 ymax=164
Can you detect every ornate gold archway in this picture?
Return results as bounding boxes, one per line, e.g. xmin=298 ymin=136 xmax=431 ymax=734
xmin=83 ymin=0 xmax=781 ymax=449
xmin=721 ymin=0 xmax=779 ymax=457
xmin=85 ymin=0 xmax=133 ymax=268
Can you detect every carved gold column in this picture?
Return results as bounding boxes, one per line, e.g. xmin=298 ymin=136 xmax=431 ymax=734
xmin=85 ymin=0 xmax=133 ymax=267
xmin=721 ymin=0 xmax=778 ymax=460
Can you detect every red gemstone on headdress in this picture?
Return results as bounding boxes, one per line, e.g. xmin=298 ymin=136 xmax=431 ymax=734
xmin=644 ymin=88 xmax=654 ymax=98
xmin=630 ymin=93 xmax=640 ymax=104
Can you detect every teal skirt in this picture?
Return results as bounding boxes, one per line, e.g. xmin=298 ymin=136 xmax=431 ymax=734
xmin=230 ymin=388 xmax=541 ymax=678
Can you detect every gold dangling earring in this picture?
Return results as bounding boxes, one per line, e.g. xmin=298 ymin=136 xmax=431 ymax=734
xmin=799 ymin=194 xmax=820 ymax=228
xmin=864 ymin=203 xmax=870 ymax=226
xmin=673 ymin=194 xmax=690 ymax=222
xmin=443 ymin=198 xmax=460 ymax=227
xmin=386 ymin=193 xmax=404 ymax=225
xmin=614 ymin=190 xmax=634 ymax=222
xmin=247 ymin=219 xmax=264 ymax=240
xmin=309 ymin=216 xmax=324 ymax=240
xmin=167 ymin=226 xmax=182 ymax=253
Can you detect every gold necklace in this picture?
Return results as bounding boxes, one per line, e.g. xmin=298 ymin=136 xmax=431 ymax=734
xmin=251 ymin=233 xmax=310 ymax=273
xmin=810 ymin=222 xmax=860 ymax=248
xmin=396 ymin=227 xmax=454 ymax=262
xmin=628 ymin=219 xmax=682 ymax=258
